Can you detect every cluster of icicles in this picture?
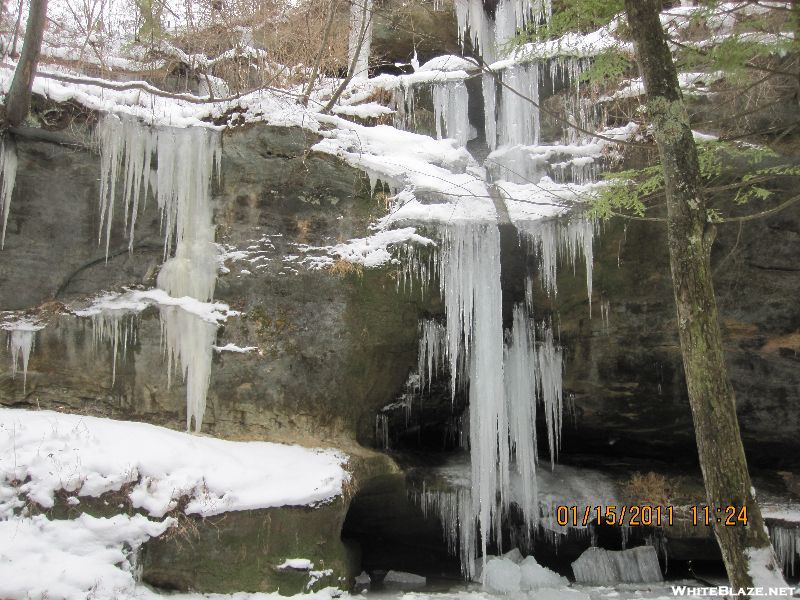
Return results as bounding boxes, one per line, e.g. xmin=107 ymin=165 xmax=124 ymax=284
xmin=402 ymin=218 xmax=592 ymax=580
xmin=92 ymin=114 xmax=222 ymax=432
xmin=384 ymin=0 xmax=608 ymax=580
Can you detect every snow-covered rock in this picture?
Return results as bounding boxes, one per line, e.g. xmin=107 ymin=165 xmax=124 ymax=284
xmin=0 ymin=408 xmax=348 ymax=519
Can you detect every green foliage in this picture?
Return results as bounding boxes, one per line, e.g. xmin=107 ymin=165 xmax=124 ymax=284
xmin=589 ymin=165 xmax=663 ymax=220
xmin=589 ymin=141 xmax=797 ymax=222
xmin=578 ymin=48 xmax=633 ymax=85
xmin=512 ymin=0 xmax=624 ymax=44
xmin=677 ymin=35 xmax=794 ymax=83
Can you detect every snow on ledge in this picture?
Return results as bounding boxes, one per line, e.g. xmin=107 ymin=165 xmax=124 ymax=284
xmin=0 ymin=408 xmax=349 ymax=519
xmin=278 ymin=558 xmax=314 ymax=571
xmin=73 ymin=288 xmax=238 ymax=324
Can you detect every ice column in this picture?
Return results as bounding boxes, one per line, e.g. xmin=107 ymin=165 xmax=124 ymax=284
xmin=155 ymin=126 xmax=221 ymax=432
xmin=0 ymin=138 xmax=18 ymax=249
xmin=432 ymin=81 xmax=472 ymax=147
xmin=482 ymin=74 xmax=498 ymax=151
xmin=498 ymin=64 xmax=540 ymax=148
xmin=440 ymin=222 xmax=506 ymax=563
xmin=504 ymin=305 xmax=539 ymax=523
xmin=348 ymin=0 xmax=374 ymax=79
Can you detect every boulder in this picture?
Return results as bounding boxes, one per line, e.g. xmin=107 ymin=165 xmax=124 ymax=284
xmin=571 ymin=546 xmax=663 ymax=585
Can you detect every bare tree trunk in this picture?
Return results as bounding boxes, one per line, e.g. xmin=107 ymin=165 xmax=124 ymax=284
xmin=5 ymin=0 xmax=48 ymax=127
xmin=10 ymin=0 xmax=25 ymax=57
xmin=299 ymin=0 xmax=340 ymax=107
xmin=624 ymin=0 xmax=785 ymax=594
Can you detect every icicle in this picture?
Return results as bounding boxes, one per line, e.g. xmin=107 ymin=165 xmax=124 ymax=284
xmin=159 ymin=305 xmax=217 ymax=432
xmin=482 ymin=74 xmax=498 ymax=152
xmin=455 ymin=0 xmax=552 ymax=63
xmin=439 ymin=222 xmax=506 ymax=564
xmin=414 ymin=485 xmax=477 ymax=580
xmin=455 ymin=0 xmax=496 ymax=62
xmin=392 ymin=83 xmax=416 ymax=131
xmin=87 ymin=310 xmax=139 ymax=385
xmin=5 ymin=322 xmax=42 ymax=392
xmin=154 ymin=125 xmax=221 ymax=302
xmin=97 ymin=114 xmax=156 ymax=258
xmin=0 ymin=138 xmax=18 ymax=249
xmin=418 ymin=319 xmax=447 ymax=392
xmin=770 ymin=525 xmax=800 ymax=576
xmin=432 ymin=81 xmax=471 ymax=147
xmin=537 ymin=321 xmax=563 ymax=466
xmin=498 ymin=64 xmax=540 ymax=148
xmin=348 ymin=0 xmax=373 ymax=80
xmin=517 ymin=217 xmax=594 ymax=309
xmin=375 ymin=413 xmax=390 ymax=449
xmin=96 ymin=116 xmax=222 ymax=432
xmin=504 ymin=304 xmax=539 ymax=525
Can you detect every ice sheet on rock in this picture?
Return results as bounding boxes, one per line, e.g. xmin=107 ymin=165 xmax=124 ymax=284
xmin=571 ymin=546 xmax=663 ymax=585
xmin=490 ymin=23 xmax=631 ymax=71
xmin=313 ymin=116 xmax=496 ymax=223
xmin=0 ymin=513 xmax=174 ymax=600
xmin=331 ymin=102 xmax=394 ymax=119
xmin=383 ymin=571 xmax=427 ymax=585
xmin=482 ymin=73 xmax=498 ymax=151
xmin=0 ymin=138 xmax=18 ymax=249
xmin=498 ymin=64 xmax=540 ymax=148
xmin=433 ymin=80 xmax=472 ymax=147
xmin=0 ymin=408 xmax=348 ymax=519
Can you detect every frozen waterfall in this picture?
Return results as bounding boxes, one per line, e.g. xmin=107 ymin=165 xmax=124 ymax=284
xmin=432 ymin=81 xmax=472 ymax=147
xmin=95 ymin=115 xmax=222 ymax=432
xmin=423 ymin=222 xmax=571 ymax=574
xmin=455 ymin=0 xmax=551 ymax=63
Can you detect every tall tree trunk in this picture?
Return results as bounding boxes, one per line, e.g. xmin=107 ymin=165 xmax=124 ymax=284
xmin=623 ymin=0 xmax=785 ymax=594
xmin=5 ymin=0 xmax=48 ymax=127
